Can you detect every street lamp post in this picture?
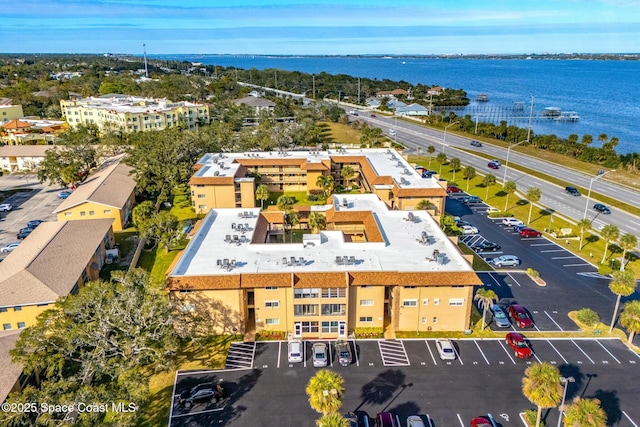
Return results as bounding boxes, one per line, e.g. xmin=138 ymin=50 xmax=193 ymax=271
xmin=557 ymin=376 xmax=575 ymax=427
xmin=502 ymin=139 xmax=528 ymax=183
xmin=442 ymin=121 xmax=459 ymax=155
xmin=583 ymin=169 xmax=615 ymax=219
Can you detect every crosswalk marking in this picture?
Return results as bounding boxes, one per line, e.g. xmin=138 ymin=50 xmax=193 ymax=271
xmin=225 ymin=342 xmax=256 ymax=369
xmin=378 ymin=340 xmax=410 ymax=366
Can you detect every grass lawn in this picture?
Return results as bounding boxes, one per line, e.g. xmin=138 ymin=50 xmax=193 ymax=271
xmin=136 ymin=335 xmax=240 ymax=427
xmin=321 ymin=121 xmax=362 ymax=146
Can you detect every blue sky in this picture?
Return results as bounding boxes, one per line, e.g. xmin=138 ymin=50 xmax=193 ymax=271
xmin=2 ymin=0 xmax=639 ymax=54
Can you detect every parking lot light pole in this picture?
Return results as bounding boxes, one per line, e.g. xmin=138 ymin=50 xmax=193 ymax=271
xmin=442 ymin=121 xmax=459 ymax=155
xmin=557 ymin=376 xmax=575 ymax=427
xmin=583 ymin=169 xmax=614 ymax=219
xmin=502 ymin=139 xmax=528 ymax=183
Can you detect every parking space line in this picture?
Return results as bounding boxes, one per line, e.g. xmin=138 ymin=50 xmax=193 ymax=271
xmin=277 ymin=342 xmax=282 ymax=369
xmin=506 ymin=272 xmax=522 ymax=287
xmin=484 ymin=272 xmax=503 ymax=287
xmin=572 ymin=340 xmax=595 ymax=364
xmin=327 ymin=342 xmax=333 ymax=366
xmin=563 ymin=263 xmax=592 ymax=267
xmin=172 ymin=407 xmax=225 ymax=419
xmin=540 ymin=249 xmax=568 ymax=253
xmin=532 ymin=352 xmax=542 ymax=363
xmin=623 ymin=411 xmax=639 ymax=427
xmin=552 ymin=256 xmax=579 ymax=260
xmin=352 ymin=339 xmax=360 ymax=366
xmin=595 ymin=340 xmax=621 ymax=364
xmin=453 ymin=343 xmax=464 ymax=365
xmin=456 ymin=413 xmax=465 ymax=426
xmin=498 ymin=341 xmax=517 ymax=364
xmin=530 ymin=243 xmax=556 ymax=246
xmin=546 ymin=340 xmax=569 ymax=364
xmin=424 ymin=340 xmax=438 ymax=365
xmin=544 ymin=311 xmax=564 ymax=331
xmin=474 ymin=341 xmax=490 ymax=365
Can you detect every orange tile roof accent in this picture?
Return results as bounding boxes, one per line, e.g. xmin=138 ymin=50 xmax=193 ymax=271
xmin=293 ymin=272 xmax=348 ymax=288
xmin=349 ymin=271 xmax=482 ymax=286
xmin=1 ymin=120 xmax=31 ymax=130
xmin=395 ymin=187 xmax=447 ymax=197
xmin=166 ymin=275 xmax=241 ymax=291
xmin=325 ymin=209 xmax=384 ymax=243
xmin=300 ymin=162 xmax=328 ymax=171
xmin=260 ymin=211 xmax=285 ymax=224
xmin=241 ymin=273 xmax=291 ymax=288
xmin=189 ymin=176 xmax=235 ymax=185
xmin=251 ymin=214 xmax=270 ymax=243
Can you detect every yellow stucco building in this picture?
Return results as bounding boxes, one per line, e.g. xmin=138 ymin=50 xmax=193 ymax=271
xmin=53 ymin=158 xmax=136 ymax=231
xmin=60 ymin=94 xmax=210 ymax=133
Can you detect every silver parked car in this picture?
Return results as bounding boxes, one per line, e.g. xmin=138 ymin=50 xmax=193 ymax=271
xmin=312 ymin=342 xmax=328 ymax=367
xmin=491 ymin=304 xmax=511 ymax=328
xmin=435 ymin=339 xmax=456 ymax=360
xmin=489 ymin=255 xmax=521 ymax=268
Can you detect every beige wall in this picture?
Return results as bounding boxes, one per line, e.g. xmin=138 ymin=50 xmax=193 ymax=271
xmin=191 ymin=184 xmax=237 ymax=212
xmin=0 ymin=105 xmax=24 ymax=121
xmin=239 ymin=180 xmax=256 ymax=208
xmin=351 ymin=286 xmax=386 ymax=329
xmin=396 ymin=285 xmax=473 ymax=332
xmin=56 ymin=198 xmax=133 ymax=232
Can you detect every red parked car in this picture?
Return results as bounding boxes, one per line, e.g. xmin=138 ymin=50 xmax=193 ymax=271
xmin=471 ymin=415 xmax=498 ymax=427
xmin=447 ymin=185 xmax=463 ymax=193
xmin=508 ymin=304 xmax=534 ymax=328
xmin=506 ymin=332 xmax=534 ymax=359
xmin=519 ymin=228 xmax=542 ymax=238
xmin=375 ymin=412 xmax=397 ymax=427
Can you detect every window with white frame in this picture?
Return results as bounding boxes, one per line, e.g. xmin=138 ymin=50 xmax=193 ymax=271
xmin=321 ymin=288 xmax=346 ymax=298
xmin=321 ymin=321 xmax=339 ymax=333
xmin=449 ymin=298 xmax=464 ymax=306
xmin=301 ymin=321 xmax=319 ymax=332
xmin=402 ymin=299 xmax=418 ymax=307
xmin=294 ymin=304 xmax=318 ymax=316
xmin=359 ymin=299 xmax=374 ymax=306
xmin=265 ymin=286 xmax=279 ymax=290
xmin=265 ymin=318 xmax=280 ymax=325
xmin=294 ymin=288 xmax=320 ymax=299
xmin=265 ymin=301 xmax=279 ymax=308
xmin=359 ymin=316 xmax=373 ymax=323
xmin=434 ymin=298 xmax=440 ymax=305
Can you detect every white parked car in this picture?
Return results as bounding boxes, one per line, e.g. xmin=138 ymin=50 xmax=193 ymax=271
xmin=460 ymin=225 xmax=479 ymax=235
xmin=312 ymin=342 xmax=328 ymax=367
xmin=501 ymin=218 xmax=524 ymax=227
xmin=0 ymin=203 xmax=13 ymax=212
xmin=485 ymin=207 xmax=500 ymax=214
xmin=1 ymin=242 xmax=20 ymax=253
xmin=288 ymin=340 xmax=303 ymax=363
xmin=435 ymin=339 xmax=456 ymax=360
xmin=407 ymin=415 xmax=426 ymax=427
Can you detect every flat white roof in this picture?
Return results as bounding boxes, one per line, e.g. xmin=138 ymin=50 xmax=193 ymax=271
xmin=170 ymin=194 xmax=472 ymax=277
xmin=64 ymin=96 xmax=204 ymax=114
xmin=194 ymin=148 xmax=443 ymax=190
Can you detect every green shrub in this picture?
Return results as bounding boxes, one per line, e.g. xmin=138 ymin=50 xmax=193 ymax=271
xmin=489 ymin=211 xmax=512 ymax=218
xmin=575 ymin=308 xmax=600 ymax=327
xmin=255 ymin=331 xmax=286 ymax=341
xmin=354 ymin=327 xmax=384 ymax=338
xmin=526 ymin=268 xmax=540 ymax=278
xmin=598 ymin=263 xmax=613 ymax=276
xmin=524 ymin=410 xmax=544 ymax=427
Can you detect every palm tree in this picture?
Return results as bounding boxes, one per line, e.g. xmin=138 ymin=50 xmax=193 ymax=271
xmin=427 ymin=145 xmax=435 ymax=167
xmin=255 ymin=184 xmax=269 ymax=210
xmin=503 ymin=180 xmax=517 ymax=212
xmin=285 ymin=210 xmax=300 ymax=242
xmin=483 ymin=174 xmax=496 ymax=200
xmin=308 ymin=212 xmax=327 ymax=233
xmin=417 ymin=199 xmax=434 ymax=211
xmin=306 ymin=369 xmax=345 ymax=415
xmin=277 ymin=195 xmax=295 ymax=212
xmin=563 ymin=397 xmax=607 ymax=427
xmin=463 ymin=166 xmax=476 ymax=191
xmin=316 ymin=175 xmax=335 ymax=199
xmin=618 ymin=233 xmax=638 ymax=271
xmin=525 ymin=187 xmax=542 ymax=224
xmin=340 ymin=166 xmax=355 ymax=189
xmin=577 ymin=218 xmax=592 ymax=249
xmin=436 ymin=152 xmax=447 ymax=174
xmin=449 ymin=157 xmax=461 ymax=182
xmin=474 ymin=288 xmax=498 ymax=329
xmin=522 ymin=362 xmax=563 ymax=427
xmin=618 ymin=300 xmax=640 ymax=345
xmin=316 ymin=413 xmax=350 ymax=427
xmin=608 ymin=269 xmax=637 ymax=332
xmin=600 ymin=224 xmax=620 ymax=264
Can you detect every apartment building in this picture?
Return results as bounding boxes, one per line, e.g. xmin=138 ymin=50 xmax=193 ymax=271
xmin=0 ymin=105 xmax=24 ymax=122
xmin=167 ymin=194 xmax=481 ymax=339
xmin=60 ymin=94 xmax=210 ymax=133
xmin=189 ymin=148 xmax=448 ymax=215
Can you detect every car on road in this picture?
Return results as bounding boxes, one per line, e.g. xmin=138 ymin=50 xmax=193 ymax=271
xmin=1 ymin=243 xmax=20 ymax=253
xmin=470 ymin=140 xmax=483 ymax=147
xmin=519 ymin=228 xmax=542 ymax=238
xmin=513 ymin=223 xmax=528 ymax=233
xmin=508 ymin=304 xmax=534 ymax=328
xmin=435 ymin=339 xmax=456 ymax=360
xmin=470 ymin=415 xmax=498 ymax=427
xmin=27 ymin=220 xmax=44 ymax=228
xmin=471 ymin=241 xmax=501 ymax=252
xmin=336 ymin=340 xmax=352 ymax=366
xmin=461 ymin=225 xmax=479 ymax=235
xmin=389 ymin=129 xmax=396 ymax=135
xmin=491 ymin=304 xmax=511 ymax=328
xmin=345 ymin=413 xmax=360 ymax=427
xmin=447 ymin=185 xmax=463 ymax=193
xmin=407 ymin=415 xmax=426 ymax=427
xmin=375 ymin=412 xmax=397 ymax=427
xmin=0 ymin=203 xmax=13 ymax=212
xmin=370 ymin=114 xmax=377 ymax=118
xmin=58 ymin=191 xmax=72 ymax=199
xmin=593 ymin=203 xmax=611 ymax=214
xmin=489 ymin=255 xmax=521 ymax=268
xmin=565 ymin=186 xmax=581 ymax=196
xmin=17 ymin=229 xmax=34 ymax=240
xmin=501 ymin=218 xmax=524 ymax=227
xmin=485 ymin=207 xmax=500 ymax=214
xmin=463 ymin=195 xmax=482 ymax=204
xmin=312 ymin=342 xmax=328 ymax=367
xmin=487 ymin=161 xmax=500 ymax=169
xmin=421 ymin=170 xmax=437 ymax=178
xmin=506 ymin=332 xmax=534 ymax=358
xmin=490 ymin=159 xmax=501 ymax=166
xmin=179 ymin=382 xmax=217 ymax=409
xmin=288 ymin=340 xmax=303 ymax=363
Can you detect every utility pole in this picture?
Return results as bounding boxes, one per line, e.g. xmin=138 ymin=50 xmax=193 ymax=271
xmin=312 ymin=74 xmax=315 ymax=100
xmin=275 ymin=71 xmax=278 ymax=89
xmin=357 ymin=78 xmax=361 ymax=104
xmin=142 ymin=43 xmax=148 ymax=78
xmin=527 ymin=95 xmax=534 ymax=142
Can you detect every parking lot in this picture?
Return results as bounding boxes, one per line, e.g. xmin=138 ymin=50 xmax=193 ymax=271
xmin=170 ymin=338 xmax=640 ymax=427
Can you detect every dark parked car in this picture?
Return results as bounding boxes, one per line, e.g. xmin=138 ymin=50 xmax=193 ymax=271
xmin=565 ymin=186 xmax=581 ymax=196
xmin=506 ymin=332 xmax=534 ymax=359
xmin=463 ymin=195 xmax=482 ymax=204
xmin=17 ymin=229 xmax=34 ymax=239
xmin=58 ymin=191 xmax=72 ymax=199
xmin=375 ymin=412 xmax=397 ymax=427
xmin=593 ymin=203 xmax=611 ymax=214
xmin=336 ymin=340 xmax=352 ymax=366
xmin=470 ymin=140 xmax=483 ymax=147
xmin=519 ymin=228 xmax=542 ymax=238
xmin=471 ymin=241 xmax=501 ymax=252
xmin=179 ymin=381 xmax=223 ymax=409
xmin=488 ymin=161 xmax=500 ymax=169
xmin=27 ymin=220 xmax=44 ymax=228
xmin=508 ymin=304 xmax=534 ymax=328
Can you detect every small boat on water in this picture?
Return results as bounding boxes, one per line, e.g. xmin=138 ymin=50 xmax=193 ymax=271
xmin=554 ymin=111 xmax=580 ymax=122
xmin=476 ymin=94 xmax=489 ymax=102
xmin=543 ymin=107 xmax=562 ymax=117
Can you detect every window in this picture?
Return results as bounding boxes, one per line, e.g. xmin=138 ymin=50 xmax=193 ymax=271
xmin=434 ymin=298 xmax=440 ymax=305
xmin=265 ymin=286 xmax=279 ymax=290
xmin=322 ymin=321 xmax=340 ymax=333
xmin=104 ymin=209 xmax=111 ymax=214
xmin=359 ymin=316 xmax=373 ymax=323
xmin=321 ymin=304 xmax=346 ymax=316
xmin=180 ymin=304 xmax=196 ymax=313
xmin=14 ymin=306 xmax=22 ymax=312
xmin=359 ymin=299 xmax=374 ymax=306
xmin=198 ymin=205 xmax=206 ymax=210
xmin=405 ymin=286 xmax=417 ymax=289
xmin=3 ymin=324 xmax=11 ymax=331
xmin=265 ymin=301 xmax=279 ymax=308
xmin=197 ymin=194 xmax=206 ymax=198
xmin=403 ymin=299 xmax=417 ymax=307
xmin=65 ymin=212 xmax=72 ymax=216
xmin=18 ymin=322 xmax=26 ymax=329
xmin=294 ymin=304 xmax=318 ymax=316
xmin=423 ymin=299 xmax=429 ymax=305
xmin=265 ymin=318 xmax=280 ymax=325
xmin=80 ymin=211 xmax=86 ymax=217
xmin=294 ymin=288 xmax=319 ymax=299
xmin=0 ymin=307 xmax=7 ymax=313
xmin=433 ymin=317 xmax=438 ymax=323
xmin=321 ymin=288 xmax=346 ymax=298
xmin=89 ymin=211 xmax=95 ymax=216
xmin=449 ymin=298 xmax=464 ymax=306
xmin=301 ymin=321 xmax=319 ymax=333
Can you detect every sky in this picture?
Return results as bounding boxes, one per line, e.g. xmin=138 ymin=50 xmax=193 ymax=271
xmin=2 ymin=0 xmax=640 ymax=55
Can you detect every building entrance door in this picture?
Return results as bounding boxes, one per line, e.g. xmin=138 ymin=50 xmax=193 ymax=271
xmin=293 ymin=322 xmax=302 ymax=337
xmin=338 ymin=321 xmax=346 ymax=337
